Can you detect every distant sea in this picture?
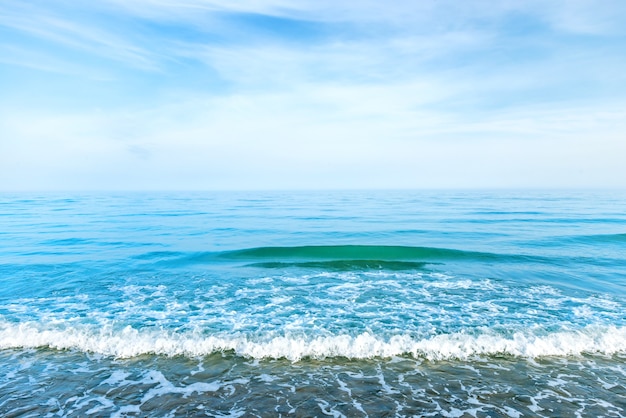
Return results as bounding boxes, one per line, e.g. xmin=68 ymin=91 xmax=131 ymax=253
xmin=1 ymin=190 xmax=625 ymax=417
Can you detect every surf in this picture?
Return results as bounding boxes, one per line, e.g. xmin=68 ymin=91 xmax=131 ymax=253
xmin=3 ymin=321 xmax=625 ymax=361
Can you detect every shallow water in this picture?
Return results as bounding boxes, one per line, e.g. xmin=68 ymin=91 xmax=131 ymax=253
xmin=2 ymin=349 xmax=626 ymax=417
xmin=1 ymin=190 xmax=625 ymax=416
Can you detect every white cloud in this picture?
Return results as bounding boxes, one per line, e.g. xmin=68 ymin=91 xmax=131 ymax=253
xmin=1 ymin=0 xmax=625 ymax=190
xmin=2 ymin=82 xmax=625 ymax=190
xmin=0 ymin=1 xmax=159 ymax=71
xmin=95 ymin=0 xmax=626 ymax=36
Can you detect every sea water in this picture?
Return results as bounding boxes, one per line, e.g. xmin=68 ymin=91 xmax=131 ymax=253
xmin=1 ymin=190 xmax=625 ymax=417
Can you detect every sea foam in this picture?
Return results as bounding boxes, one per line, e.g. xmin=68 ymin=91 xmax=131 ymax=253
xmin=1 ymin=321 xmax=625 ymax=361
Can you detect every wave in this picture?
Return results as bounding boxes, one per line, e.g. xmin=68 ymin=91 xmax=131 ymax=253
xmin=244 ymin=260 xmax=431 ymax=270
xmin=570 ymin=233 xmax=626 ymax=244
xmin=134 ymin=245 xmax=555 ymax=271
xmin=136 ymin=245 xmax=511 ymax=270
xmin=2 ymin=322 xmax=624 ymax=361
xmin=216 ymin=245 xmax=546 ymax=268
xmin=219 ymin=245 xmax=491 ymax=261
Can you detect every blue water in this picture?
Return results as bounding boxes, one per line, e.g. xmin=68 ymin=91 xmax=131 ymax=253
xmin=1 ymin=190 xmax=625 ymax=416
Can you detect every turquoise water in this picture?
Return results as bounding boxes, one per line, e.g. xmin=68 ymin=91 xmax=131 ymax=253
xmin=1 ymin=190 xmax=625 ymax=416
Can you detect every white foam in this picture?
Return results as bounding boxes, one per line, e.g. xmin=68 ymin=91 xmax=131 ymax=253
xmin=1 ymin=320 xmax=626 ymax=361
xmin=257 ymin=374 xmax=276 ymax=383
xmin=100 ymin=370 xmax=131 ymax=386
xmin=139 ymin=370 xmax=221 ymax=399
xmin=573 ymin=305 xmax=594 ymax=318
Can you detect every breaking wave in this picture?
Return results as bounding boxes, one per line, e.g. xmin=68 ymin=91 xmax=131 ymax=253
xmin=2 ymin=321 xmax=625 ymax=361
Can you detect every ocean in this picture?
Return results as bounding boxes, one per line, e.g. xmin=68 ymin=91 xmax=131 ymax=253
xmin=1 ymin=190 xmax=625 ymax=417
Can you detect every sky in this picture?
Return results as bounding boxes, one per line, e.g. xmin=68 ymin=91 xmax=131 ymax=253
xmin=1 ymin=0 xmax=626 ymax=190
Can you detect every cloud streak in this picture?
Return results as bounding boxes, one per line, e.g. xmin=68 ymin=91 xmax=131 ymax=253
xmin=1 ymin=0 xmax=625 ymax=190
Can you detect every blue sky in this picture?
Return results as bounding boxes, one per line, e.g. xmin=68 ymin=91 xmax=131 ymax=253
xmin=1 ymin=0 xmax=626 ymax=190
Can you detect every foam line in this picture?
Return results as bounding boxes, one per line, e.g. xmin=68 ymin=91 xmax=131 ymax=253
xmin=2 ymin=321 xmax=625 ymax=361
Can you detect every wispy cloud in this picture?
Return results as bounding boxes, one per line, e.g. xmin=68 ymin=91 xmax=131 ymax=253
xmin=1 ymin=0 xmax=625 ymax=190
xmin=0 ymin=1 xmax=159 ymax=71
